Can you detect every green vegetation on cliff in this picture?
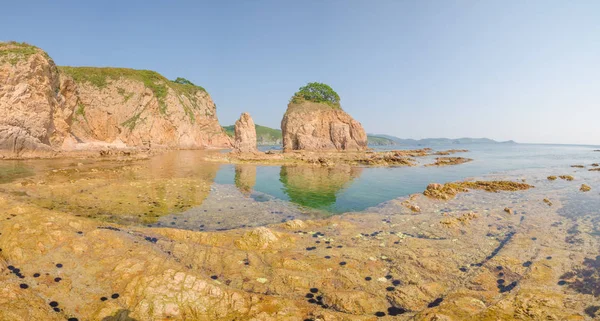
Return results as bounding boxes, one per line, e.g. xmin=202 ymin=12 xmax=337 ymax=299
xmin=290 ymin=82 xmax=341 ymax=109
xmin=58 ymin=67 xmax=206 ymax=114
xmin=367 ymin=135 xmax=396 ymax=146
xmin=0 ymin=41 xmax=44 ymax=65
xmin=223 ymin=124 xmax=282 ymax=145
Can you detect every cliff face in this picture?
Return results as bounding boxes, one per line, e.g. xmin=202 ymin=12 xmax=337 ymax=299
xmin=60 ymin=67 xmax=231 ymax=149
xmin=281 ymin=101 xmax=367 ymax=152
xmin=0 ymin=42 xmax=72 ymax=157
xmin=0 ymin=42 xmax=231 ymax=158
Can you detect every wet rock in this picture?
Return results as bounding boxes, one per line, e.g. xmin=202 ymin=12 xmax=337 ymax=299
xmin=580 ymin=184 xmax=591 ymax=192
xmin=425 ymin=157 xmax=473 ymax=167
xmin=424 ymin=180 xmax=532 ymax=200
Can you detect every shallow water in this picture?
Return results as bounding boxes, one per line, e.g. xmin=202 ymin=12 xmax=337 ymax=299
xmin=0 ymin=144 xmax=598 ymax=226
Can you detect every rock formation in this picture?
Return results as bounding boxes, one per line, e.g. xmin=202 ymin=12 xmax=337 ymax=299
xmin=281 ymin=101 xmax=367 ymax=152
xmin=233 ymin=112 xmax=257 ymax=153
xmin=0 ymin=42 xmax=231 ymax=158
xmin=0 ymin=42 xmax=69 ymax=157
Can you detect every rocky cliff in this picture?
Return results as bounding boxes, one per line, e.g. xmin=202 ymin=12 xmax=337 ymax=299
xmin=0 ymin=42 xmax=231 ymax=158
xmin=233 ymin=112 xmax=257 ymax=153
xmin=0 ymin=42 xmax=69 ymax=157
xmin=281 ymin=100 xmax=368 ymax=152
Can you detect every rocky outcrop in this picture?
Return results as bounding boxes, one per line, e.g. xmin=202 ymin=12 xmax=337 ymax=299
xmin=0 ymin=42 xmax=231 ymax=158
xmin=0 ymin=42 xmax=70 ymax=157
xmin=61 ymin=67 xmax=231 ymax=150
xmin=233 ymin=112 xmax=257 ymax=153
xmin=281 ymin=101 xmax=367 ymax=152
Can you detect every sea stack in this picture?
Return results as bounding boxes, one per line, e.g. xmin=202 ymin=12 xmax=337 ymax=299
xmin=233 ymin=112 xmax=258 ymax=153
xmin=281 ymin=82 xmax=367 ymax=152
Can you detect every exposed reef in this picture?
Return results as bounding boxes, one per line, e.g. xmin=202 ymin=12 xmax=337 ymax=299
xmin=425 ymin=157 xmax=473 ymax=167
xmin=423 ymin=181 xmax=533 ymax=200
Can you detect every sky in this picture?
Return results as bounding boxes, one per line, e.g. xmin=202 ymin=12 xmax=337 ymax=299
xmin=2 ymin=1 xmax=599 ymax=145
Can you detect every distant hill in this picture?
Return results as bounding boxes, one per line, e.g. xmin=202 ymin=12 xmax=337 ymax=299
xmin=369 ymin=134 xmax=516 ymax=145
xmin=223 ymin=124 xmax=282 ymax=145
xmin=367 ymin=135 xmax=396 ymax=146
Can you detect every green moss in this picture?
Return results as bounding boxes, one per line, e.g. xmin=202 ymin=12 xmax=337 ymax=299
xmin=0 ymin=41 xmax=40 ymax=65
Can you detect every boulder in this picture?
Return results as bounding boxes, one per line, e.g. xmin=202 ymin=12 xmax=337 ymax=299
xmin=281 ymin=101 xmax=367 ymax=152
xmin=233 ymin=112 xmax=257 ymax=153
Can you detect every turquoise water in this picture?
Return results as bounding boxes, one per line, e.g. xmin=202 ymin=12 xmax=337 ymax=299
xmin=216 ymin=144 xmax=600 ymax=213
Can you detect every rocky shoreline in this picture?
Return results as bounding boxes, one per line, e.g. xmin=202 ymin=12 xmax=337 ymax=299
xmin=1 ymin=158 xmax=599 ymax=320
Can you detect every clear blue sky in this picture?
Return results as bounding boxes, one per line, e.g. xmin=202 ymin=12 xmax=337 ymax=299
xmin=2 ymin=1 xmax=599 ymax=144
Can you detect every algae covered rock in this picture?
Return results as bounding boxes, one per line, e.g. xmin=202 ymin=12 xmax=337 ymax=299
xmin=424 ymin=181 xmax=533 ymax=200
xmin=281 ymin=83 xmax=367 ymax=152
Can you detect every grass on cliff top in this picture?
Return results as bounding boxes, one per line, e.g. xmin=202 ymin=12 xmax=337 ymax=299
xmin=0 ymin=41 xmax=44 ymax=65
xmin=290 ymin=82 xmax=341 ymax=109
xmin=59 ymin=66 xmax=207 ymax=114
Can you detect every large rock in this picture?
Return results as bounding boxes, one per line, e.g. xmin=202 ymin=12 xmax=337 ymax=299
xmin=61 ymin=67 xmax=231 ymax=150
xmin=0 ymin=42 xmax=71 ymax=157
xmin=281 ymin=101 xmax=367 ymax=151
xmin=0 ymin=42 xmax=232 ymax=157
xmin=233 ymin=112 xmax=257 ymax=153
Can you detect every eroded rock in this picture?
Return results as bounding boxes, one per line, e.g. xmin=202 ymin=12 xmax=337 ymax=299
xmin=233 ymin=112 xmax=258 ymax=153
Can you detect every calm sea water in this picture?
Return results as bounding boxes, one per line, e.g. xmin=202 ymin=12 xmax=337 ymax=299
xmin=215 ymin=143 xmax=600 ymax=213
xmin=0 ymin=143 xmax=598 ymax=215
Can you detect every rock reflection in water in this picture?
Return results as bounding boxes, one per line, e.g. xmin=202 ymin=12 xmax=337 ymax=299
xmin=0 ymin=162 xmax=34 ymax=184
xmin=0 ymin=151 xmax=221 ymax=225
xmin=234 ymin=164 xmax=256 ymax=196
xmin=279 ymin=165 xmax=363 ymax=211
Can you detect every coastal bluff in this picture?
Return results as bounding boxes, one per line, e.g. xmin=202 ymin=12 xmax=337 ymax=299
xmin=281 ymin=83 xmax=367 ymax=152
xmin=0 ymin=42 xmax=231 ymax=158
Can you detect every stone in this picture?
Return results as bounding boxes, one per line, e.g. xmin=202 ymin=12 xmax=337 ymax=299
xmin=281 ymin=101 xmax=367 ymax=152
xmin=235 ymin=227 xmax=279 ymax=250
xmin=233 ymin=112 xmax=258 ymax=153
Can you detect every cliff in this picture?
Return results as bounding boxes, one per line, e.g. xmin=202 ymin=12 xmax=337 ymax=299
xmin=0 ymin=42 xmax=231 ymax=158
